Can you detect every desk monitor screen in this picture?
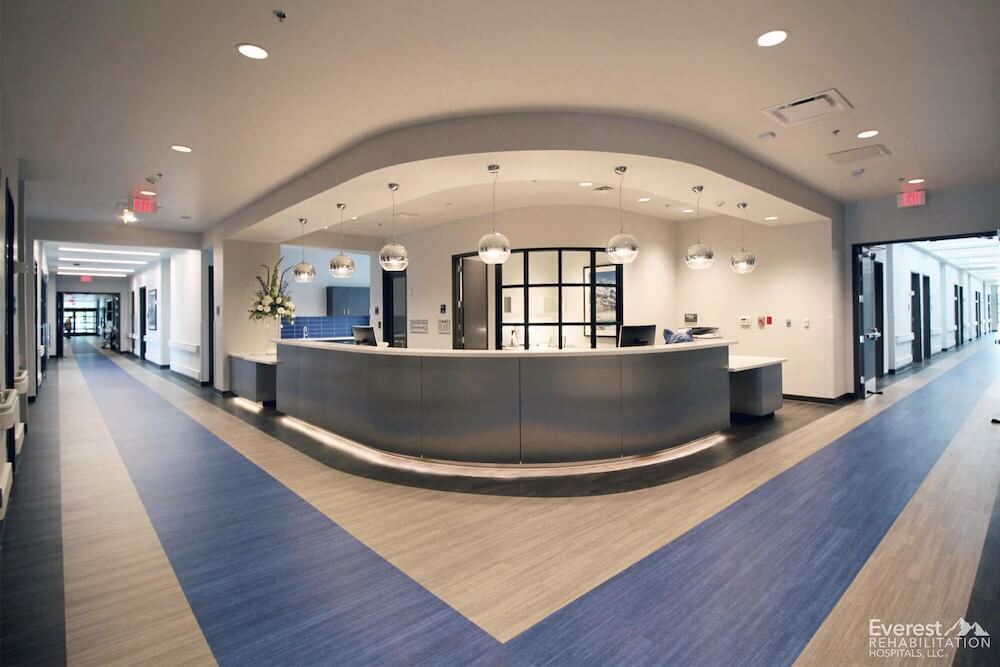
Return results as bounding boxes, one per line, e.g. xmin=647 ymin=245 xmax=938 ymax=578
xmin=618 ymin=325 xmax=656 ymax=347
xmin=352 ymin=325 xmax=378 ymax=346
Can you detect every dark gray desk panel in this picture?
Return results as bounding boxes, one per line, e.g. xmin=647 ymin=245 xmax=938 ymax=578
xmin=230 ymin=357 xmax=277 ymax=403
xmin=621 ymin=346 xmax=730 ymax=455
xmin=519 ymin=355 xmax=622 ymax=463
xmin=729 ymin=364 xmax=783 ymax=416
xmin=421 ymin=357 xmax=520 ymax=463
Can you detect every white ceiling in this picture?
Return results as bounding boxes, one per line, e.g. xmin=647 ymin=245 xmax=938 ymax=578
xmin=4 ymin=0 xmax=998 ymax=233
xmin=917 ymin=236 xmax=1000 ymax=283
xmin=233 ymin=150 xmax=827 ymax=242
xmin=43 ymin=241 xmax=173 ymax=279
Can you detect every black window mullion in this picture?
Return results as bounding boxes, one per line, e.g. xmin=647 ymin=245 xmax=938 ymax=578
xmin=557 ymin=251 xmax=564 ymax=348
xmin=589 ymin=250 xmax=597 ymax=349
xmin=522 ymin=251 xmax=529 ymax=349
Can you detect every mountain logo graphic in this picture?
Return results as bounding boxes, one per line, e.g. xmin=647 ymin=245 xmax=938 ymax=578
xmin=946 ymin=618 xmax=990 ymax=637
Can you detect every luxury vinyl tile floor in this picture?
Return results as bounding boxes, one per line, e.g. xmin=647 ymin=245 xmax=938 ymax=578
xmin=2 ymin=337 xmax=999 ymax=666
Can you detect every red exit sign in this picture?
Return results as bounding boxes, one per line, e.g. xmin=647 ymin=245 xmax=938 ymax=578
xmin=897 ymin=190 xmax=927 ymax=208
xmin=80 ymin=275 xmax=92 ymax=283
xmin=132 ymin=196 xmax=156 ymax=214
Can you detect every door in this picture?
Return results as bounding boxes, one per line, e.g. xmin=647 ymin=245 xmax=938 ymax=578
xmin=975 ymin=291 xmax=982 ymax=337
xmin=855 ymin=248 xmax=880 ymax=398
xmin=922 ymin=275 xmax=931 ymax=359
xmin=958 ymin=286 xmax=965 ymax=344
xmin=954 ymin=286 xmax=962 ymax=347
xmin=874 ymin=261 xmax=885 ymax=378
xmin=139 ymin=286 xmax=147 ymax=360
xmin=910 ymin=273 xmax=923 ymax=364
xmin=207 ymin=265 xmax=215 ymax=386
xmin=454 ymin=256 xmax=489 ymax=349
xmin=4 ymin=182 xmax=15 ymax=467
xmin=382 ymin=271 xmax=407 ymax=347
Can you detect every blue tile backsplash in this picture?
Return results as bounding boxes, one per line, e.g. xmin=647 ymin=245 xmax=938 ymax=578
xmin=281 ymin=315 xmax=370 ymax=339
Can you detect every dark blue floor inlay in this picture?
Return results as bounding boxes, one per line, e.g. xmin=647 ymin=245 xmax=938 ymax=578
xmin=73 ymin=341 xmax=998 ymax=666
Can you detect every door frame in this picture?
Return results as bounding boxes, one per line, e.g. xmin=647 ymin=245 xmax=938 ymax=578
xmin=381 ymin=269 xmax=407 ymax=347
xmin=921 ymin=275 xmax=932 ymax=360
xmin=910 ymin=272 xmax=923 ymax=364
xmin=873 ymin=260 xmax=885 ymax=379
xmin=138 ymin=286 xmax=147 ymax=360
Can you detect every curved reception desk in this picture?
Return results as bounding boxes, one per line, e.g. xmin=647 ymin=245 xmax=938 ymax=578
xmin=276 ymin=339 xmax=734 ymax=465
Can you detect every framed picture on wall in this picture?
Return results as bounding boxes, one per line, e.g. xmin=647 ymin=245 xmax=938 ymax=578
xmin=584 ymin=264 xmax=618 ymax=337
xmin=147 ymin=289 xmax=158 ymax=331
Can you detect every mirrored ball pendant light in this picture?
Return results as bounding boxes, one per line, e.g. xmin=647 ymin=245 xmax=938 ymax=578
xmin=606 ymin=165 xmax=639 ymax=264
xmin=291 ymin=217 xmax=316 ymax=283
xmin=478 ymin=164 xmax=511 ymax=264
xmin=379 ymin=183 xmax=408 ymax=271
xmin=684 ymin=185 xmax=715 ymax=270
xmin=730 ymin=202 xmax=757 ymax=274
xmin=328 ymin=203 xmax=356 ymax=278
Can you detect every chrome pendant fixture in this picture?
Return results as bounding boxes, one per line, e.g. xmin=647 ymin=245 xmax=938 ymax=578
xmin=606 ymin=165 xmax=638 ymax=264
xmin=684 ymin=185 xmax=714 ymax=270
xmin=329 ymin=203 xmax=356 ymax=278
xmin=292 ymin=217 xmax=316 ymax=283
xmin=379 ymin=183 xmax=408 ymax=271
xmin=478 ymin=164 xmax=511 ymax=264
xmin=730 ymin=202 xmax=757 ymax=274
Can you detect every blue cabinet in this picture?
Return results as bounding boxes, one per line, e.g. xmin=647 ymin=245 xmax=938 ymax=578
xmin=326 ymin=286 xmax=370 ymax=317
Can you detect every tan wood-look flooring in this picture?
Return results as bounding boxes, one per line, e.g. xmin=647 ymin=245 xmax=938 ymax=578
xmin=58 ymin=361 xmax=216 ymax=666
xmin=98 ymin=343 xmax=991 ymax=644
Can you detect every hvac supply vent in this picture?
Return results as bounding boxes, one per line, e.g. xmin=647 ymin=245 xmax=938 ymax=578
xmin=827 ymin=144 xmax=892 ymax=164
xmin=592 ymin=185 xmax=614 ymax=191
xmin=763 ymin=88 xmax=853 ymax=126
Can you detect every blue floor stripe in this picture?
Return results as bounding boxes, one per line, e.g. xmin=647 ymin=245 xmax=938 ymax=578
xmin=73 ymin=342 xmax=998 ymax=666
xmin=73 ymin=344 xmax=504 ymax=666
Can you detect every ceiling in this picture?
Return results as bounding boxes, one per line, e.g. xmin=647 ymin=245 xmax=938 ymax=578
xmin=43 ymin=241 xmax=173 ymax=279
xmin=233 ymin=150 xmax=827 ymax=242
xmin=917 ymin=236 xmax=1000 ymax=283
xmin=4 ymin=0 xmax=998 ymax=233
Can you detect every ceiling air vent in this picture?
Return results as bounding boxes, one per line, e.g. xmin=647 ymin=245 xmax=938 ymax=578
xmin=827 ymin=144 xmax=892 ymax=164
xmin=592 ymin=185 xmax=614 ymax=191
xmin=763 ymin=88 xmax=853 ymax=126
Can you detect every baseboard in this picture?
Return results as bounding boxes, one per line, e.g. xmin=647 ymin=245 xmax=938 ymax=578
xmin=214 ymin=388 xmax=234 ymax=397
xmin=27 ymin=396 xmax=36 ymax=404
xmin=169 ymin=368 xmax=204 ymax=388
xmin=783 ymin=392 xmax=854 ymax=405
xmin=200 ymin=380 xmax=212 ymax=387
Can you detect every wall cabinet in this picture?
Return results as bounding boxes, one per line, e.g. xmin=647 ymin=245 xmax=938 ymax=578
xmin=326 ymin=286 xmax=370 ymax=316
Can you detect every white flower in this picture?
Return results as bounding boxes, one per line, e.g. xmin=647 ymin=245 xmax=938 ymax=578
xmin=276 ymin=297 xmax=283 ymax=304
xmin=285 ymin=301 xmax=294 ymax=310
xmin=256 ymin=304 xmax=264 ymax=311
xmin=277 ymin=306 xmax=286 ymax=315
xmin=262 ymin=295 xmax=273 ymax=306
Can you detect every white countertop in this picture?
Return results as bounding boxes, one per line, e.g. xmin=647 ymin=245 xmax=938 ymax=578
xmin=277 ymin=338 xmax=736 ymax=358
xmin=728 ymin=354 xmax=787 ymax=372
xmin=230 ymin=353 xmax=279 ymax=365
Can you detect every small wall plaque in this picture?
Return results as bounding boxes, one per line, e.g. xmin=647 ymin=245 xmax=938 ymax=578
xmin=409 ymin=319 xmax=428 ymax=334
xmin=438 ymin=319 xmax=451 ymax=334
xmin=684 ymin=313 xmax=698 ymax=324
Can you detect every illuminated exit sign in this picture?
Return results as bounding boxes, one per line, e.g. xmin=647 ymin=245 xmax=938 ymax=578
xmin=80 ymin=276 xmax=92 ymax=283
xmin=897 ymin=190 xmax=927 ymax=208
xmin=132 ymin=196 xmax=156 ymax=214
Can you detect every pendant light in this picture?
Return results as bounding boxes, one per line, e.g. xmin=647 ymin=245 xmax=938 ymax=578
xmin=606 ymin=165 xmax=638 ymax=264
xmin=379 ymin=183 xmax=408 ymax=271
xmin=478 ymin=164 xmax=511 ymax=264
xmin=329 ymin=203 xmax=356 ymax=278
xmin=730 ymin=202 xmax=757 ymax=274
xmin=291 ymin=217 xmax=316 ymax=283
xmin=684 ymin=185 xmax=714 ymax=270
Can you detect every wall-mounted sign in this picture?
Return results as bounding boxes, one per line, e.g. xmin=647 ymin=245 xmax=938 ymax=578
xmin=684 ymin=313 xmax=698 ymax=324
xmin=132 ymin=196 xmax=156 ymax=214
xmin=437 ymin=319 xmax=451 ymax=334
xmin=80 ymin=275 xmax=92 ymax=283
xmin=896 ymin=190 xmax=926 ymax=208
xmin=409 ymin=319 xmax=428 ymax=334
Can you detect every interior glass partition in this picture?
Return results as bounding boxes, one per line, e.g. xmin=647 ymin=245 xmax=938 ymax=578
xmin=496 ymin=248 xmax=623 ymax=350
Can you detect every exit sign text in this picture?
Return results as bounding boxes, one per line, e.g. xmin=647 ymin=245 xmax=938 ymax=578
xmin=897 ymin=190 xmax=927 ymax=208
xmin=132 ymin=196 xmax=156 ymax=214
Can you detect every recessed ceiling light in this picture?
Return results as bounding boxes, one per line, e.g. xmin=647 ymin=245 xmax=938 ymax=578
xmin=637 ymin=197 xmax=651 ymax=202
xmin=170 ymin=144 xmax=192 ymax=153
xmin=139 ymin=190 xmax=157 ymax=196
xmin=352 ymin=216 xmax=358 ymax=220
xmin=756 ymin=30 xmax=788 ymax=47
xmin=236 ymin=43 xmax=269 ymax=60
xmin=58 ymin=265 xmax=135 ymax=273
xmin=57 ymin=271 xmax=128 ymax=278
xmin=58 ymin=257 xmax=147 ymax=265
xmin=682 ymin=209 xmax=694 ymax=214
xmin=578 ymin=182 xmax=593 ymax=187
xmin=907 ymin=178 xmax=925 ymax=184
xmin=856 ymin=129 xmax=879 ymax=139
xmin=59 ymin=247 xmax=161 ymax=257
xmin=764 ymin=216 xmax=779 ymax=221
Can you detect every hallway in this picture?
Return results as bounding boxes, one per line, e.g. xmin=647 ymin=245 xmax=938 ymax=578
xmin=1 ymin=337 xmax=998 ymax=665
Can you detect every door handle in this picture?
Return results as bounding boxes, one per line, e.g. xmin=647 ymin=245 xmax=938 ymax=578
xmin=865 ymin=327 xmax=882 ymax=340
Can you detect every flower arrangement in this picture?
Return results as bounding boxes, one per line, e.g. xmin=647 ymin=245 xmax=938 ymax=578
xmin=249 ymin=258 xmax=297 ymax=324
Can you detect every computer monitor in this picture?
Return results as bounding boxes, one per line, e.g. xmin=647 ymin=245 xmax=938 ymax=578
xmin=618 ymin=325 xmax=656 ymax=347
xmin=352 ymin=325 xmax=378 ymax=346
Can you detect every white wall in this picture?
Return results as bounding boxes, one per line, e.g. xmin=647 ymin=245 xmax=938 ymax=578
xmin=130 ymin=258 xmax=170 ymax=366
xmin=675 ymin=217 xmax=838 ymax=399
xmin=391 ymin=205 xmax=677 ymax=350
xmin=168 ymin=249 xmax=203 ymax=381
xmin=279 ymin=245 xmax=372 ymax=316
xmin=885 ymin=244 xmax=944 ymax=368
xmin=219 ymin=239 xmax=280 ymax=390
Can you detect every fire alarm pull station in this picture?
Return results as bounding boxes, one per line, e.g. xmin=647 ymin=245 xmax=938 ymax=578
xmin=766 ymin=316 xmax=773 ymax=325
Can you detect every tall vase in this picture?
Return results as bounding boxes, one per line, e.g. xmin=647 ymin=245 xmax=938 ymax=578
xmin=263 ymin=317 xmax=278 ymax=355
